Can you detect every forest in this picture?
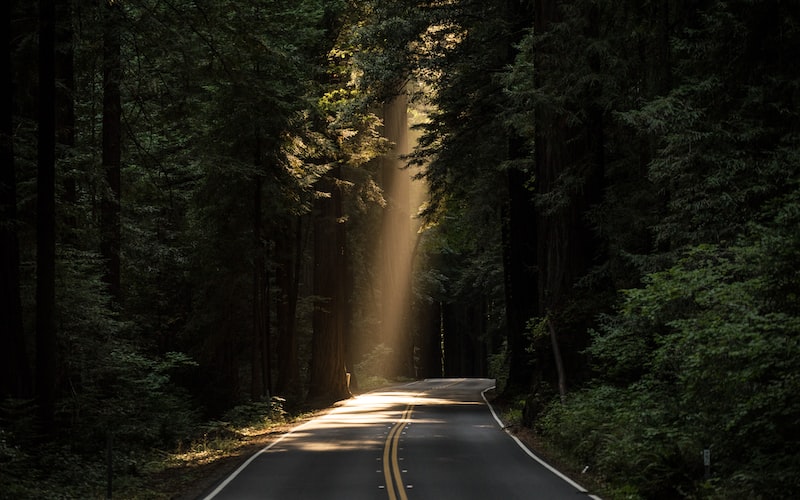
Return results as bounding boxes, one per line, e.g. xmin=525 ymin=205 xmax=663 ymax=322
xmin=1 ymin=0 xmax=798 ymax=498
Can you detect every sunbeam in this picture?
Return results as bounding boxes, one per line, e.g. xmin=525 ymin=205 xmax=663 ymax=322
xmin=354 ymin=90 xmax=429 ymax=381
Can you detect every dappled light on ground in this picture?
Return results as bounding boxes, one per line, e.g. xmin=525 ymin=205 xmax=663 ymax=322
xmin=270 ymin=379 xmax=493 ymax=453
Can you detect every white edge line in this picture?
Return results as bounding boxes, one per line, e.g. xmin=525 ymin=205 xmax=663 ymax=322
xmin=481 ymin=385 xmax=602 ymax=500
xmin=202 ymin=416 xmax=315 ymax=499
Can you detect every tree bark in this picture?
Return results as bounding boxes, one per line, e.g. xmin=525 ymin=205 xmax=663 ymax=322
xmin=251 ymin=176 xmax=268 ymax=400
xmin=308 ymin=169 xmax=350 ymax=403
xmin=55 ymin=0 xmax=76 ymax=239
xmin=531 ymin=0 xmax=605 ymax=393
xmin=36 ymin=0 xmax=57 ymax=430
xmin=101 ymin=0 xmax=121 ymax=302
xmin=498 ymin=0 xmax=537 ymax=395
xmin=501 ymin=165 xmax=538 ymax=393
xmin=548 ymin=318 xmax=567 ymax=402
xmin=1 ymin=0 xmax=32 ymax=400
xmin=275 ymin=217 xmax=301 ymax=398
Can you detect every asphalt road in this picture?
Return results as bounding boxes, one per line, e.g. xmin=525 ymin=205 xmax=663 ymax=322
xmin=201 ymin=378 xmax=599 ymax=500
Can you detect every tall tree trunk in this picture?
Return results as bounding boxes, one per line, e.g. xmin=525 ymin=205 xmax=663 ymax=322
xmin=251 ymin=176 xmax=264 ymax=400
xmin=532 ymin=0 xmax=569 ymax=397
xmin=263 ymin=263 xmax=272 ymax=398
xmin=251 ymin=174 xmax=271 ymax=400
xmin=308 ymin=169 xmax=350 ymax=403
xmin=275 ymin=216 xmax=301 ymax=398
xmin=101 ymin=0 xmax=121 ymax=303
xmin=36 ymin=0 xmax=57 ymax=430
xmin=414 ymin=299 xmax=442 ymax=379
xmin=55 ymin=0 xmax=76 ymax=239
xmin=1 ymin=0 xmax=32 ymax=400
xmin=498 ymin=0 xmax=537 ymax=395
xmin=531 ymin=0 xmax=605 ymax=395
xmin=548 ymin=318 xmax=567 ymax=402
xmin=501 ymin=165 xmax=538 ymax=393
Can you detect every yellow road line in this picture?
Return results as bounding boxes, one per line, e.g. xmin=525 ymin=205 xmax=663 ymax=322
xmin=383 ymin=422 xmax=400 ymax=500
xmin=383 ymin=404 xmax=413 ymax=500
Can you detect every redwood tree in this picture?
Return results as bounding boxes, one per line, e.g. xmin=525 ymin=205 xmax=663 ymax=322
xmin=308 ymin=169 xmax=351 ymax=403
xmin=0 ymin=0 xmax=31 ymax=400
xmin=36 ymin=0 xmax=57 ymax=429
xmin=275 ymin=216 xmax=302 ymax=398
xmin=100 ymin=0 xmax=121 ymax=302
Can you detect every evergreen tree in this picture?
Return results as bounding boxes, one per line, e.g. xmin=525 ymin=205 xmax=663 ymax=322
xmin=402 ymin=0 xmax=537 ymax=388
xmin=100 ymin=0 xmax=122 ymax=303
xmin=525 ymin=0 xmax=800 ymax=496
xmin=308 ymin=168 xmax=351 ymax=401
xmin=0 ymin=0 xmax=31 ymax=400
xmin=35 ymin=0 xmax=58 ymax=431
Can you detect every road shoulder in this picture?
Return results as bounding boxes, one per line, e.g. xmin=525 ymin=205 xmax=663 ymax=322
xmin=481 ymin=388 xmax=606 ymax=500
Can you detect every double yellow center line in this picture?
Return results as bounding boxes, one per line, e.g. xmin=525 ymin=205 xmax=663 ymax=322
xmin=383 ymin=404 xmax=414 ymax=500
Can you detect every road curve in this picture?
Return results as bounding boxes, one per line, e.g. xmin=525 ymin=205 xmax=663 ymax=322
xmin=201 ymin=378 xmax=599 ymax=500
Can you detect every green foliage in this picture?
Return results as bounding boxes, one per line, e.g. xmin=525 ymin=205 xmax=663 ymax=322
xmin=541 ymin=231 xmax=800 ymax=497
xmin=52 ymin=246 xmax=199 ymax=451
xmin=538 ymin=384 xmax=696 ymax=499
xmin=8 ymin=0 xmax=800 ymax=496
xmin=617 ymin=1 xmax=800 ymax=251
xmin=220 ymin=397 xmax=288 ymax=429
xmin=505 ymin=1 xmax=800 ymax=495
xmin=487 ymin=340 xmax=509 ymax=394
xmin=355 ymin=343 xmax=395 ymax=378
xmin=349 ymin=0 xmax=427 ymax=100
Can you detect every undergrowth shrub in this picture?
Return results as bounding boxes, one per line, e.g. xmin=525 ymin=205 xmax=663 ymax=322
xmin=221 ymin=397 xmax=288 ymax=428
xmin=538 ymin=235 xmax=800 ymax=498
xmin=356 ymin=343 xmax=394 ymax=379
xmin=538 ymin=385 xmax=700 ymax=499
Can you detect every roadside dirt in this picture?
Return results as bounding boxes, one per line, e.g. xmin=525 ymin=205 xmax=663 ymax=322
xmin=148 ymin=407 xmax=333 ymax=500
xmin=488 ymin=396 xmax=607 ymax=499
